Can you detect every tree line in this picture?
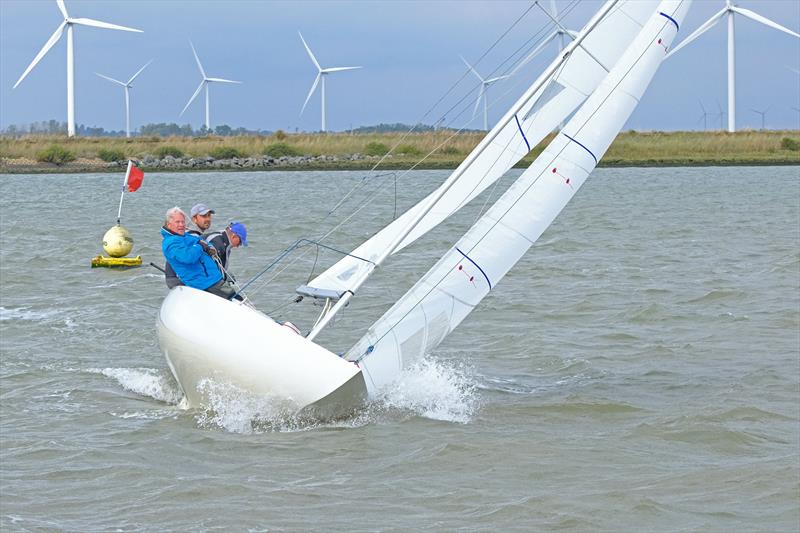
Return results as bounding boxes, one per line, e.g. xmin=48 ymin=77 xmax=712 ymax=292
xmin=0 ymin=121 xmax=457 ymax=137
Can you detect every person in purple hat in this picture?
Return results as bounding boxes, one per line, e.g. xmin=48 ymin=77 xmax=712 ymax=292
xmin=205 ymin=221 xmax=248 ymax=278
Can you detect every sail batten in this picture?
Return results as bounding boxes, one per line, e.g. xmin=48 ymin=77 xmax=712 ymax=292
xmin=347 ymin=0 xmax=693 ymax=395
xmin=302 ymin=0 xmax=661 ymax=301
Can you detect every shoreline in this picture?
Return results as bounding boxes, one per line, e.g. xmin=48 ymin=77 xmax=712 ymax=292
xmin=2 ymin=130 xmax=799 ymax=174
xmin=2 ymin=157 xmax=800 ymax=174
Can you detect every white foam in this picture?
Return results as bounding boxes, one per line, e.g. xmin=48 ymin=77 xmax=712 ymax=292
xmin=0 ymin=306 xmax=60 ymax=321
xmin=153 ymin=358 xmax=480 ymax=434
xmin=92 ymin=367 xmax=183 ymax=404
xmin=194 ymin=378 xmax=305 ymax=434
xmin=374 ymin=358 xmax=480 ymax=424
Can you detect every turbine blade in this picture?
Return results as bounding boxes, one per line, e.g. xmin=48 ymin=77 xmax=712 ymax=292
xmin=70 ymin=18 xmax=143 ymax=32
xmin=298 ymin=31 xmax=322 ymax=71
xmin=300 ymin=73 xmax=320 ymax=116
xmin=127 ymin=59 xmax=153 ymax=85
xmin=13 ymin=21 xmax=66 ymax=88
xmin=485 ymin=74 xmax=510 ymax=84
xmin=666 ymin=8 xmax=726 ymax=58
xmin=698 ymin=99 xmax=706 ymax=113
xmin=181 ymin=80 xmax=205 ymax=116
xmin=96 ymin=72 xmax=126 ymax=86
xmin=189 ymin=41 xmax=206 ymax=78
xmin=460 ymin=55 xmax=485 ymax=83
xmin=56 ymin=0 xmax=68 ymax=19
xmin=206 ymin=77 xmax=242 ymax=84
xmin=549 ymin=0 xmax=558 ymax=18
xmin=511 ymin=31 xmax=557 ymax=75
xmin=731 ymin=7 xmax=800 ymax=39
xmin=473 ymin=86 xmax=484 ymax=118
xmin=321 ymin=66 xmax=361 ymax=73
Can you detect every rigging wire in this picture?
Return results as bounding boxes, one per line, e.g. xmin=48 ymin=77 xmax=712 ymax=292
xmin=241 ymin=1 xmax=573 ymax=301
xmin=353 ymin=3 xmax=673 ymax=360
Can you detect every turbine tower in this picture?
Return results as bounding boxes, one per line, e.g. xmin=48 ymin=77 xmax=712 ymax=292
xmin=298 ymin=32 xmax=361 ymax=132
xmin=96 ymin=60 xmax=152 ymax=138
xmin=180 ymin=41 xmax=242 ymax=132
xmin=666 ymin=0 xmax=799 ymax=133
xmin=460 ymin=56 xmax=510 ymax=131
xmin=750 ymin=107 xmax=769 ymax=130
xmin=13 ymin=0 xmax=143 ymax=137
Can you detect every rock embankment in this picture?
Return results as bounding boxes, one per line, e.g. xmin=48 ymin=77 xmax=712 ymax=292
xmin=0 ymin=153 xmax=390 ymax=174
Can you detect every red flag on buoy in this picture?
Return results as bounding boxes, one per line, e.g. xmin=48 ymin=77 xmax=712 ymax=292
xmin=124 ymin=161 xmax=144 ymax=192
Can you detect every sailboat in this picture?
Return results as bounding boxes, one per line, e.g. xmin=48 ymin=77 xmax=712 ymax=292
xmin=157 ymin=0 xmax=692 ymax=416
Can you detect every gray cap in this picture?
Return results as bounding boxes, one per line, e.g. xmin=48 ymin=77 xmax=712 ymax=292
xmin=190 ymin=203 xmax=215 ymax=217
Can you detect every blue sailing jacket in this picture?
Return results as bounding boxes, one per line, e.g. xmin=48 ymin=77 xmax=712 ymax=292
xmin=160 ymin=227 xmax=221 ymax=290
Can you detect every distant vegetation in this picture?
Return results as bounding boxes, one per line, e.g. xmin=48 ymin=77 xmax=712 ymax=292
xmin=209 ymin=146 xmax=244 ymax=159
xmin=155 ymin=146 xmax=184 ymax=158
xmin=2 ymin=130 xmax=799 ymax=170
xmin=365 ymin=141 xmax=389 ymax=156
xmin=780 ymin=137 xmax=799 ymax=151
xmin=97 ymin=148 xmax=125 ymax=162
xmin=263 ymin=142 xmax=301 ymax=157
xmin=35 ymin=144 xmax=75 ymax=165
xmin=1 ymin=121 xmax=271 ymax=138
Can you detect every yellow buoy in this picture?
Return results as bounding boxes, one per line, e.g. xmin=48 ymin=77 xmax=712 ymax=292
xmin=103 ymin=225 xmax=134 ymax=257
xmin=91 ymin=255 xmax=142 ymax=268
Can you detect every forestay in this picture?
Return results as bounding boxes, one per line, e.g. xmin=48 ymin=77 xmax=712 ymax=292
xmin=301 ymin=0 xmax=660 ymax=299
xmin=346 ymin=0 xmax=692 ymax=394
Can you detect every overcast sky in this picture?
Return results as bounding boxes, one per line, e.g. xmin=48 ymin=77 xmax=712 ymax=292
xmin=1 ymin=0 xmax=798 ymax=133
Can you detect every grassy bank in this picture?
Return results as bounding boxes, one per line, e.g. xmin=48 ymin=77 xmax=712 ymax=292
xmin=1 ymin=130 xmax=798 ymax=173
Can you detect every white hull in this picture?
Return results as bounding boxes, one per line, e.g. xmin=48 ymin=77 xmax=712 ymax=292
xmin=156 ymin=287 xmax=366 ymax=417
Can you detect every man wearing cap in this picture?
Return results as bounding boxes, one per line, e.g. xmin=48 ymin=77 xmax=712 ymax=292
xmin=189 ymin=203 xmax=215 ymax=236
xmin=161 ymin=207 xmax=238 ymax=300
xmin=205 ymin=221 xmax=248 ymax=280
xmin=164 ymin=202 xmax=216 ymax=288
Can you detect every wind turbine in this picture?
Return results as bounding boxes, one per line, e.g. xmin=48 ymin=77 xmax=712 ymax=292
xmin=715 ymin=99 xmax=727 ymax=131
xmin=750 ymin=107 xmax=769 ymax=130
xmin=461 ymin=56 xmax=510 ymax=131
xmin=13 ymin=0 xmax=143 ymax=137
xmin=96 ymin=60 xmax=152 ymax=138
xmin=697 ymin=100 xmax=709 ymax=130
xmin=298 ymin=32 xmax=362 ymax=132
xmin=512 ymin=0 xmax=578 ymax=75
xmin=180 ymin=41 xmax=242 ymax=132
xmin=666 ymin=0 xmax=799 ymax=133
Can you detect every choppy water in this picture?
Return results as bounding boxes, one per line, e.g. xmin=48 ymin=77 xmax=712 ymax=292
xmin=1 ymin=166 xmax=798 ymax=531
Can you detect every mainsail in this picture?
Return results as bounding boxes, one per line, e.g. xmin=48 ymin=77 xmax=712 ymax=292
xmin=300 ymin=0 xmax=660 ymax=301
xmin=346 ymin=0 xmax=692 ymax=394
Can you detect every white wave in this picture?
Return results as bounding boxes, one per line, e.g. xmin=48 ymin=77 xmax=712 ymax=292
xmin=91 ymin=367 xmax=183 ymax=404
xmin=0 ymin=306 xmax=60 ymax=321
xmin=194 ymin=378 xmax=305 ymax=434
xmin=374 ymin=358 xmax=480 ymax=424
xmin=168 ymin=358 xmax=480 ymax=434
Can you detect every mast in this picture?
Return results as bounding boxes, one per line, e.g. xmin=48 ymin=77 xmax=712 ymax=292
xmin=306 ymin=0 xmax=621 ymax=341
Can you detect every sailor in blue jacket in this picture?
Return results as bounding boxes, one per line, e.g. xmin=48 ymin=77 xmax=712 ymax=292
xmin=161 ymin=207 xmax=222 ymax=291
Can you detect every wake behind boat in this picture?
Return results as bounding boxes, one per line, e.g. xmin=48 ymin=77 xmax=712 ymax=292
xmin=157 ymin=0 xmax=692 ymax=416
